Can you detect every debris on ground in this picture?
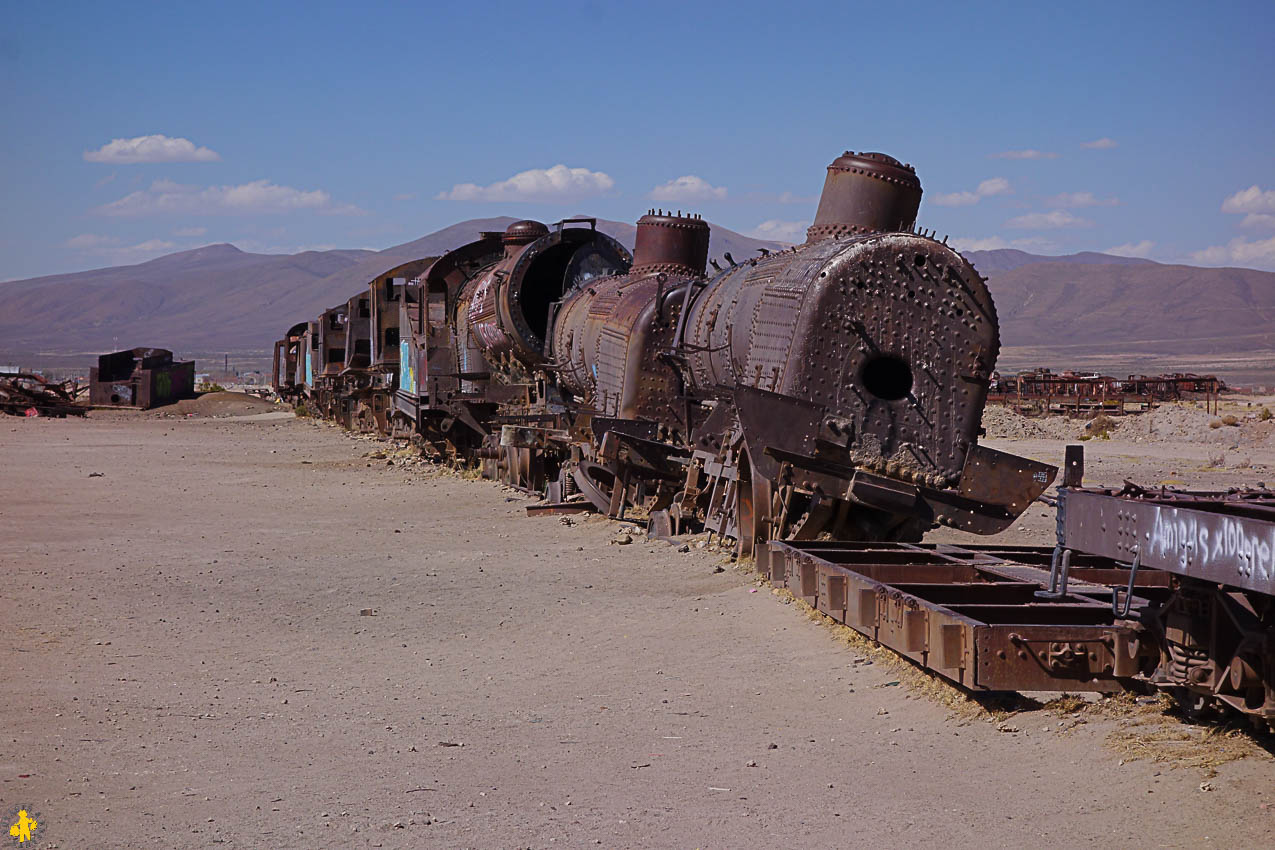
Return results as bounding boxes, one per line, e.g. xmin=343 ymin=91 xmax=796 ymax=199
xmin=0 ymin=373 xmax=86 ymax=418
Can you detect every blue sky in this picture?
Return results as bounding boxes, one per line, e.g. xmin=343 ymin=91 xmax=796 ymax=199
xmin=3 ymin=0 xmax=1273 ymax=280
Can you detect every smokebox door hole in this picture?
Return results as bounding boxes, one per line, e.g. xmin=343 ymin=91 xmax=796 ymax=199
xmin=860 ymin=355 xmax=913 ymax=401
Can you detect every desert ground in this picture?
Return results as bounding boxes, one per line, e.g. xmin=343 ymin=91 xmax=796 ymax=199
xmin=3 ymin=397 xmax=1274 ymax=848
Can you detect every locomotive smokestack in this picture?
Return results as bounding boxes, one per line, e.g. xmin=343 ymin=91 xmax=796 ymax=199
xmin=631 ymin=211 xmax=711 ymax=277
xmin=502 ymin=220 xmax=550 ymax=256
xmin=805 ymin=151 xmax=923 ymax=243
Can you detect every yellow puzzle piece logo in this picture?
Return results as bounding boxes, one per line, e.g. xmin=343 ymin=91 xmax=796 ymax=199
xmin=8 ymin=810 xmax=38 ymax=843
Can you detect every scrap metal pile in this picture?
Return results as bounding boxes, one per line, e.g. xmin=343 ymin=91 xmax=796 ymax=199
xmin=270 ymin=149 xmax=1272 ymax=719
xmin=0 ymin=373 xmax=85 ymax=417
xmin=988 ymin=368 xmax=1225 ymax=417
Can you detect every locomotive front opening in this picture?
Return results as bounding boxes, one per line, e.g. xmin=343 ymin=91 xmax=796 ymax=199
xmin=517 ymin=241 xmax=586 ymax=339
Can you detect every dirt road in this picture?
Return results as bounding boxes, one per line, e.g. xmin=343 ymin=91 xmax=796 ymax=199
xmin=2 ymin=411 xmax=1272 ymax=848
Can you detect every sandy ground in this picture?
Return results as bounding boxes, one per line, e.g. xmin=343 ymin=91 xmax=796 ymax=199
xmin=3 ymin=405 xmax=1274 ymax=848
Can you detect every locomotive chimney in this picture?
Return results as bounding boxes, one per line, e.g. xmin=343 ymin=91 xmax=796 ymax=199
xmin=631 ymin=211 xmax=711 ymax=277
xmin=805 ymin=151 xmax=922 ymax=243
xmin=502 ymin=219 xmax=550 ymax=256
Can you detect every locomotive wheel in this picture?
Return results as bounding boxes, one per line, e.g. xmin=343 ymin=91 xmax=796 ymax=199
xmin=735 ymin=448 xmax=768 ymax=560
xmin=572 ymin=461 xmax=619 ymax=514
xmin=355 ymin=402 xmax=376 ymax=434
xmin=389 ymin=413 xmax=414 ymax=440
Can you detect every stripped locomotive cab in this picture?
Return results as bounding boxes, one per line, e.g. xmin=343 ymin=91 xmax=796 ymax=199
xmin=271 ymin=151 xmax=1056 ymax=556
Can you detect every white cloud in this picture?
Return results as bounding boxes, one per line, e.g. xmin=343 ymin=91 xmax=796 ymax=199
xmin=1106 ymin=240 xmax=1156 ymax=258
xmin=96 ymin=178 xmax=362 ymax=216
xmin=977 ymin=177 xmax=1012 ymax=197
xmin=747 ymin=220 xmax=806 ymax=242
xmin=990 ymin=149 xmax=1059 ymax=160
xmin=84 ymin=134 xmax=220 ymax=164
xmin=1189 ymin=235 xmax=1275 ymax=270
xmin=648 ymin=175 xmax=727 ymax=202
xmin=1241 ymin=213 xmax=1275 ymax=230
xmin=174 ymin=226 xmax=207 ymax=237
xmin=1081 ymin=138 xmax=1118 ymax=149
xmin=119 ymin=239 xmax=179 ymax=257
xmin=66 ymin=233 xmax=177 ymax=263
xmin=1045 ymin=191 xmax=1119 ymax=208
xmin=66 ymin=233 xmax=119 ymax=250
xmin=436 ymin=165 xmax=615 ymax=202
xmin=933 ymin=191 xmax=981 ymax=207
xmin=1005 ymin=210 xmax=1093 ymax=229
xmin=932 ymin=177 xmax=1012 ymax=207
xmin=1221 ymin=185 xmax=1275 ymax=215
xmin=1008 ymin=236 xmax=1062 ymax=253
xmin=949 ymin=236 xmax=1009 ymax=252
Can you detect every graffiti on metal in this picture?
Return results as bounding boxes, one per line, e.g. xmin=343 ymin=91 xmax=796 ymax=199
xmin=1146 ymin=505 xmax=1275 ymax=589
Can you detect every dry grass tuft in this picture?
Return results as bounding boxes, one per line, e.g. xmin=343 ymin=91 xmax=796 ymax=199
xmin=1107 ymin=713 xmax=1265 ymax=777
xmin=1042 ymin=693 xmax=1091 ymax=714
xmin=1046 ymin=690 xmax=1270 ymax=775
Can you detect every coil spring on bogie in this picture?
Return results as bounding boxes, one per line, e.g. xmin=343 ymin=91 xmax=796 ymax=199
xmin=1165 ymin=640 xmax=1210 ymax=684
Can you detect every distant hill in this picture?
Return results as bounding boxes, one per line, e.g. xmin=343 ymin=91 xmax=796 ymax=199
xmin=955 ymin=250 xmax=1275 ymax=384
xmin=0 ymin=217 xmax=786 ymax=356
xmin=985 ymin=260 xmax=1275 ymax=354
xmin=964 ymin=248 xmax=1156 ymax=274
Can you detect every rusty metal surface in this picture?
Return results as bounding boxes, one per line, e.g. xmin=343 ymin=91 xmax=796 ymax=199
xmin=368 ymin=259 xmax=433 ymax=371
xmin=271 ymin=321 xmax=307 ymax=400
xmin=681 ymin=231 xmax=1001 ymax=488
xmin=460 ymin=219 xmax=631 ymax=374
xmin=630 ymin=211 xmax=710 ymax=277
xmin=317 ymin=305 xmax=348 ymax=378
xmin=805 ymin=151 xmax=922 ymax=243
xmin=767 ymin=540 xmax=1160 ymax=691
xmin=343 ymin=292 xmax=373 ymax=373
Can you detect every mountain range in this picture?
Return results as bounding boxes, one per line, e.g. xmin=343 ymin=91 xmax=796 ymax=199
xmin=0 ymin=217 xmax=786 ymax=358
xmin=2 ymin=220 xmax=1273 ymax=384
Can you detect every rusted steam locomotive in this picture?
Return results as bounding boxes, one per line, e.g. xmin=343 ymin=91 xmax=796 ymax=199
xmin=273 ymin=151 xmax=1055 ymax=558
